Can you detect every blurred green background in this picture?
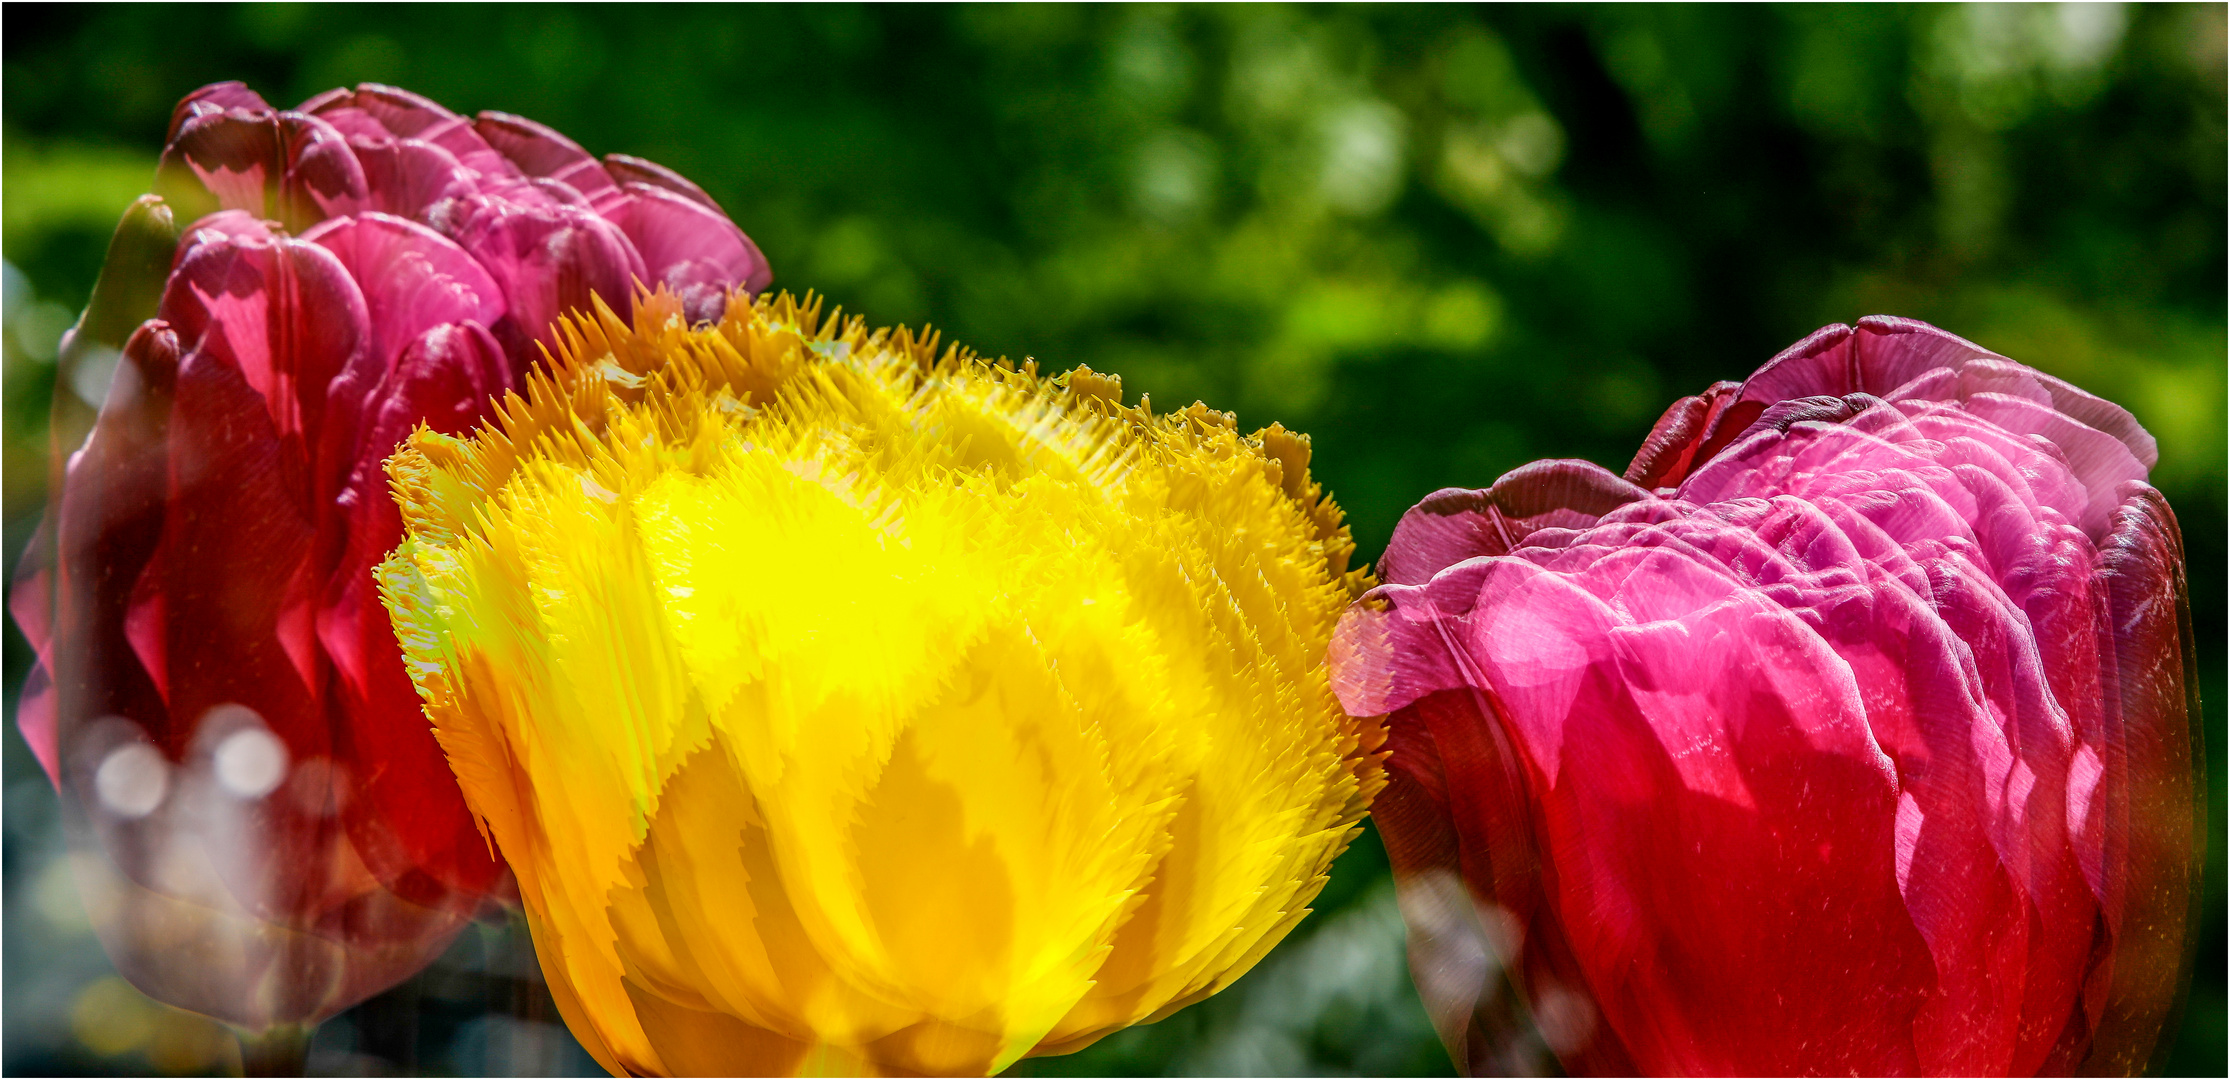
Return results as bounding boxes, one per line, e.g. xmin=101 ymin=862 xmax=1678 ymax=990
xmin=2 ymin=3 xmax=2221 ymax=1075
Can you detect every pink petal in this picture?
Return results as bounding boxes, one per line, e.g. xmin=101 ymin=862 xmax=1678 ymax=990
xmin=156 ymin=107 xmax=279 ymax=225
xmin=445 ymin=193 xmax=646 ymax=361
xmin=2075 ymin=484 xmax=2198 ymax=1073
xmin=155 ymin=108 xmax=370 ymax=233
xmin=8 ymin=511 xmax=60 ymax=783
xmin=166 ymin=81 xmax=272 ymax=142
xmin=53 ymin=321 xmax=181 ymax=732
xmin=306 ymin=105 xmax=396 ymax=144
xmin=130 ymin=340 xmax=322 ymax=735
xmin=1343 ymin=316 xmax=2186 ymax=1077
xmin=473 ymin=111 xmax=621 ymax=208
xmin=306 ymin=84 xmax=520 ymax=185
xmin=13 ymin=660 xmax=58 ymax=784
xmin=603 ymin=183 xmax=772 ymax=323
xmin=1378 ymin=461 xmax=1652 ymax=587
xmin=317 ymin=322 xmax=508 ymax=709
xmin=303 ymin=212 xmax=508 ymax=511
xmin=160 ymin=214 xmax=370 ymax=460
xmin=303 ymin=213 xmax=506 ymax=374
xmin=604 ymin=152 xmax=726 ymax=212
xmin=347 ymin=138 xmax=482 ymax=222
xmin=273 ymin=111 xmax=371 ymax=229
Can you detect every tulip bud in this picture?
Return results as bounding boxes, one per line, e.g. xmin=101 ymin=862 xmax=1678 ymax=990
xmin=377 ymin=290 xmax=1386 ymax=1076
xmin=10 ymin=81 xmax=771 ymax=1035
xmin=1332 ymin=316 xmax=2199 ymax=1076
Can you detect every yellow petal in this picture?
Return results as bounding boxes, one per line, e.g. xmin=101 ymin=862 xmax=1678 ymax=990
xmin=378 ymin=289 xmax=1386 ymax=1076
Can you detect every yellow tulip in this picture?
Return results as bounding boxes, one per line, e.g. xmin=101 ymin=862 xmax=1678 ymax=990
xmin=376 ymin=289 xmax=1385 ymax=1076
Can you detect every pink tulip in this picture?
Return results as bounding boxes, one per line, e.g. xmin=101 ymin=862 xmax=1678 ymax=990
xmin=1332 ymin=317 xmax=2198 ymax=1076
xmin=11 ymin=81 xmax=770 ymax=1037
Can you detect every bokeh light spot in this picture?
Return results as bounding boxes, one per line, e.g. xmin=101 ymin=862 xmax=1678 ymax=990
xmin=214 ymin=726 xmax=288 ymax=800
xmin=93 ymin=742 xmax=167 ymax=819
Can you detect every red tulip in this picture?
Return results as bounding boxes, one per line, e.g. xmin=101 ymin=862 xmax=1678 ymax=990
xmin=1332 ymin=317 xmax=2198 ymax=1076
xmin=9 ymin=81 xmax=770 ymax=1034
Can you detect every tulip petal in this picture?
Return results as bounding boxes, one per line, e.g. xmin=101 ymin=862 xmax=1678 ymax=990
xmin=1379 ymin=461 xmax=1653 ymax=587
xmin=445 ymin=194 xmax=647 ymax=358
xmin=308 ymin=84 xmax=521 ymax=185
xmin=13 ymin=658 xmax=58 ymax=782
xmin=304 ymin=213 xmax=507 ymax=375
xmin=604 ymin=153 xmax=726 ymax=213
xmin=162 ymin=214 xmax=370 ymax=499
xmin=345 ymin=138 xmax=482 ymax=223
xmin=166 ymin=81 xmax=272 ymax=142
xmin=318 ymin=321 xmax=510 ymax=698
xmin=604 ymin=184 xmax=773 ymax=324
xmin=2077 ymin=484 xmax=2199 ymax=1073
xmin=8 ymin=519 xmax=59 ymax=783
xmin=474 ymin=111 xmax=622 ymax=209
xmin=1623 ymin=379 xmax=1742 ymax=490
xmin=27 ymin=323 xmax=181 ymax=779
xmin=133 ymin=341 xmax=320 ymax=748
xmin=1344 ymin=315 xmax=2193 ymax=1077
xmin=156 ymin=108 xmax=279 ymax=227
xmin=274 ymin=111 xmax=371 ymax=230
xmin=317 ymin=320 xmax=511 ymax=904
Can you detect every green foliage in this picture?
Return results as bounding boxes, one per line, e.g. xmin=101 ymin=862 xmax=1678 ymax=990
xmin=3 ymin=4 xmax=2222 ymax=1075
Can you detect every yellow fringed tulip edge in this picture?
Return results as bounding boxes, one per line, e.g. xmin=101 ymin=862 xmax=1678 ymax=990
xmin=381 ymin=287 xmax=1386 ymax=1076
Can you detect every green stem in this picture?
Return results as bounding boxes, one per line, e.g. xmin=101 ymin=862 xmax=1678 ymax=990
xmin=233 ymin=1022 xmax=314 ymax=1077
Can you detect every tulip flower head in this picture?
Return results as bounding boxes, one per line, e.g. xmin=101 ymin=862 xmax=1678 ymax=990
xmin=9 ymin=81 xmax=768 ymax=1034
xmin=1333 ymin=317 xmax=2198 ymax=1076
xmin=377 ymin=290 xmax=1385 ymax=1076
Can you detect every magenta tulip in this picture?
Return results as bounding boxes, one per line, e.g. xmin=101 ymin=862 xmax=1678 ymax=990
xmin=10 ymin=81 xmax=770 ymax=1039
xmin=1332 ymin=317 xmax=2198 ymax=1076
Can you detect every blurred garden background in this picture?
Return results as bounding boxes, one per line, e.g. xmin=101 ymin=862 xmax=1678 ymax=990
xmin=3 ymin=3 xmax=2222 ymax=1075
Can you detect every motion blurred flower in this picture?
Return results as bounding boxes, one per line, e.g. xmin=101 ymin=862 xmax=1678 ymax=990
xmin=1333 ymin=317 xmax=2198 ymax=1076
xmin=9 ymin=81 xmax=769 ymax=1038
xmin=377 ymin=290 xmax=1384 ymax=1076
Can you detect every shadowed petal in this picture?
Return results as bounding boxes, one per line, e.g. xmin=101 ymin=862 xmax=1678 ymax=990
xmin=166 ymin=81 xmax=273 ymax=142
xmin=318 ymin=321 xmax=511 ymax=905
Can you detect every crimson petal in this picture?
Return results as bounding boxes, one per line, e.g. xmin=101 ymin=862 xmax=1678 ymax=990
xmin=317 ymin=321 xmax=510 ymax=904
xmin=13 ymin=78 xmax=779 ymax=1032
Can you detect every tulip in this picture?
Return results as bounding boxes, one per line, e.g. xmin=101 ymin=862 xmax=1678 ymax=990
xmin=9 ymin=80 xmax=770 ymax=1047
xmin=376 ymin=289 xmax=1385 ymax=1076
xmin=1331 ymin=316 xmax=2198 ymax=1076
